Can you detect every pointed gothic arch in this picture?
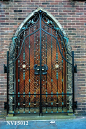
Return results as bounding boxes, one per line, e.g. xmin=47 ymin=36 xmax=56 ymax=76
xmin=7 ymin=8 xmax=75 ymax=115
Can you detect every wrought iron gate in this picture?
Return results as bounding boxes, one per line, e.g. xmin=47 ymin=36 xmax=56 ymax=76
xmin=4 ymin=10 xmax=77 ymax=115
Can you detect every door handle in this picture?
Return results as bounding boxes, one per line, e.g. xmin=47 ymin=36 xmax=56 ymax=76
xmin=34 ymin=64 xmax=48 ymax=75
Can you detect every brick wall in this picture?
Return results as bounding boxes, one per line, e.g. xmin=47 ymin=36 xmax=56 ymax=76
xmin=0 ymin=0 xmax=86 ymax=115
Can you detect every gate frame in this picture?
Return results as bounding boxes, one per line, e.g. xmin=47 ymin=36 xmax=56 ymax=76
xmin=4 ymin=7 xmax=77 ymax=115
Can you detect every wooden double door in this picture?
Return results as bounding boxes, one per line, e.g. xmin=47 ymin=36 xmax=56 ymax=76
xmin=16 ymin=14 xmax=66 ymax=114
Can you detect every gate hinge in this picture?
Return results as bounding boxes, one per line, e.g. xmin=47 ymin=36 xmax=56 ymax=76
xmin=73 ymin=101 xmax=77 ymax=109
xmin=74 ymin=64 xmax=77 ymax=73
xmin=4 ymin=64 xmax=7 ymax=73
xmin=4 ymin=102 xmax=9 ymax=110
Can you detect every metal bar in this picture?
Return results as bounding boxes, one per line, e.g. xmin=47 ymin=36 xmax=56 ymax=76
xmin=29 ymin=27 xmax=30 ymax=113
xmin=34 ymin=28 xmax=36 ymax=113
xmin=62 ymin=46 xmax=63 ymax=112
xmin=51 ymin=28 xmax=53 ymax=112
xmin=7 ymin=51 xmax=9 ymax=114
xmin=29 ymin=27 xmax=30 ymax=89
xmin=18 ymin=38 xmax=20 ymax=112
xmin=18 ymin=39 xmax=20 ymax=92
xmin=39 ymin=12 xmax=42 ymax=114
xmin=72 ymin=51 xmax=74 ymax=113
xmin=45 ymin=28 xmax=47 ymax=113
xmin=8 ymin=93 xmax=73 ymax=95
xmin=14 ymin=46 xmax=17 ymax=111
xmin=13 ymin=61 xmax=15 ymax=113
xmin=8 ymin=111 xmax=73 ymax=115
xmin=51 ymin=28 xmax=52 ymax=92
xmin=56 ymin=31 xmax=58 ymax=112
xmin=23 ymin=31 xmax=25 ymax=112
xmin=24 ymin=31 xmax=25 ymax=92
xmin=24 ymin=80 xmax=25 ymax=112
xmin=66 ymin=52 xmax=69 ymax=111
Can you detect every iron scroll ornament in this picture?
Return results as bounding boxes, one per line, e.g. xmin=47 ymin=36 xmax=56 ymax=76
xmin=8 ymin=10 xmax=72 ymax=66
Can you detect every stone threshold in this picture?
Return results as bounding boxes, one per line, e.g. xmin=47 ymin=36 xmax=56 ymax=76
xmin=6 ymin=114 xmax=76 ymax=121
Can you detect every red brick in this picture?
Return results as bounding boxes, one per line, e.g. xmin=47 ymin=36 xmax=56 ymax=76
xmin=0 ymin=0 xmax=86 ymax=116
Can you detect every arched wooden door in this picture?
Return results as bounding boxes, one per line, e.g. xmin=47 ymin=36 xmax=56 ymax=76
xmin=15 ymin=11 xmax=66 ymax=114
xmin=7 ymin=9 xmax=74 ymax=115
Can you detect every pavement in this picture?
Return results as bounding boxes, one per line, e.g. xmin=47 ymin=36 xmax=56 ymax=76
xmin=0 ymin=117 xmax=86 ymax=129
xmin=0 ymin=108 xmax=86 ymax=129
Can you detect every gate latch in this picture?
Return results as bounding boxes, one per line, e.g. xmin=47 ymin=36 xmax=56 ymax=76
xmin=34 ymin=64 xmax=48 ymax=75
